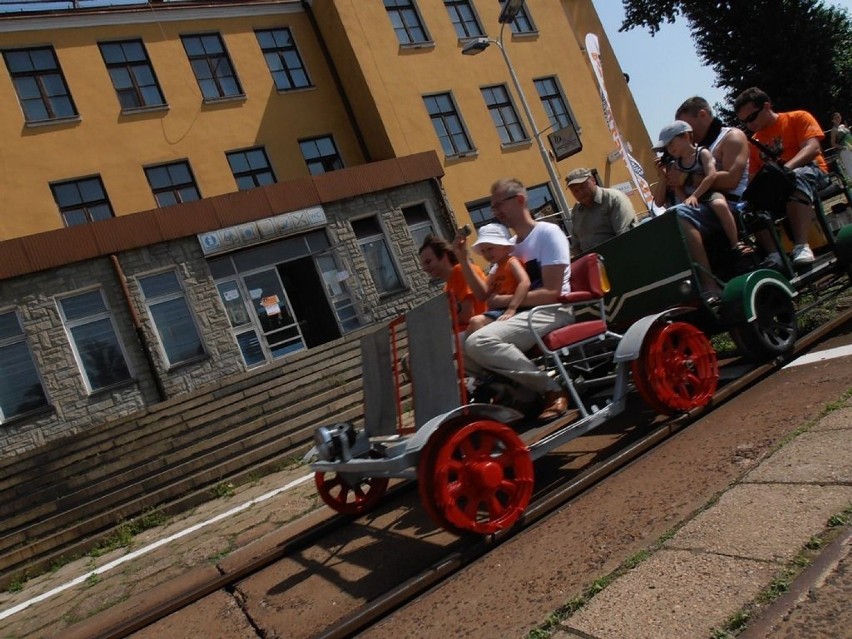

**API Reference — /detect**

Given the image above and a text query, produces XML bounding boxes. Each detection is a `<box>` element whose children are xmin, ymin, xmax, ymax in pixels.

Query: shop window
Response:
<box><xmin>50</xmin><ymin>176</ymin><xmax>115</xmax><ymax>227</ymax></box>
<box><xmin>58</xmin><ymin>290</ymin><xmax>132</xmax><ymax>393</ymax></box>
<box><xmin>227</xmin><ymin>147</ymin><xmax>276</xmax><ymax>190</ymax></box>
<box><xmin>255</xmin><ymin>28</ymin><xmax>311</xmax><ymax>91</ymax></box>
<box><xmin>2</xmin><ymin>46</ymin><xmax>77</xmax><ymax>123</ymax></box>
<box><xmin>384</xmin><ymin>0</ymin><xmax>431</xmax><ymax>45</ymax></box>
<box><xmin>138</xmin><ymin>270</ymin><xmax>205</xmax><ymax>367</ymax></box>
<box><xmin>99</xmin><ymin>39</ymin><xmax>166</xmax><ymax>110</ymax></box>
<box><xmin>481</xmin><ymin>84</ymin><xmax>528</xmax><ymax>145</ymax></box>
<box><xmin>181</xmin><ymin>33</ymin><xmax>243</xmax><ymax>100</ymax></box>
<box><xmin>402</xmin><ymin>202</ymin><xmax>437</xmax><ymax>249</ymax></box>
<box><xmin>352</xmin><ymin>217</ymin><xmax>403</xmax><ymax>295</ymax></box>
<box><xmin>423</xmin><ymin>92</ymin><xmax>474</xmax><ymax>157</ymax></box>
<box><xmin>0</xmin><ymin>310</ymin><xmax>49</xmax><ymax>422</ymax></box>
<box><xmin>299</xmin><ymin>135</ymin><xmax>344</xmax><ymax>175</ymax></box>
<box><xmin>144</xmin><ymin>160</ymin><xmax>201</xmax><ymax>207</ymax></box>
<box><xmin>443</xmin><ymin>0</ymin><xmax>483</xmax><ymax>39</ymax></box>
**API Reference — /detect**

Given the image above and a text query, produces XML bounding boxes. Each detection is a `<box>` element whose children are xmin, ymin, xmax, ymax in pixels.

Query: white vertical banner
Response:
<box><xmin>585</xmin><ymin>33</ymin><xmax>664</xmax><ymax>216</ymax></box>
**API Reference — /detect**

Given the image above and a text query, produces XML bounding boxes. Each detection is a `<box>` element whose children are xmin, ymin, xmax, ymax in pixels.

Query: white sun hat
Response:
<box><xmin>471</xmin><ymin>223</ymin><xmax>515</xmax><ymax>255</ymax></box>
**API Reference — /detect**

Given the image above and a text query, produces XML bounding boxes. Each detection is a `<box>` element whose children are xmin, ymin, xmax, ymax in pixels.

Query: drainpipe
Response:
<box><xmin>110</xmin><ymin>255</ymin><xmax>167</xmax><ymax>403</ymax></box>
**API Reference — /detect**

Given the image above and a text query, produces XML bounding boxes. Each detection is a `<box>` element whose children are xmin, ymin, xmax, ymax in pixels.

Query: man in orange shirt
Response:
<box><xmin>418</xmin><ymin>235</ymin><xmax>486</xmax><ymax>333</ymax></box>
<box><xmin>734</xmin><ymin>87</ymin><xmax>830</xmax><ymax>266</ymax></box>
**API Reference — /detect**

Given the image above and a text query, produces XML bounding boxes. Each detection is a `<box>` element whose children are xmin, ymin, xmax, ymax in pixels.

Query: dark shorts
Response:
<box><xmin>791</xmin><ymin>164</ymin><xmax>831</xmax><ymax>204</ymax></box>
<box><xmin>674</xmin><ymin>202</ymin><xmax>723</xmax><ymax>239</ymax></box>
<box><xmin>483</xmin><ymin>309</ymin><xmax>504</xmax><ymax>320</ymax></box>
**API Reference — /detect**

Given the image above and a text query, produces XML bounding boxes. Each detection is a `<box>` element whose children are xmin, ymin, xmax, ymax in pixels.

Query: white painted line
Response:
<box><xmin>783</xmin><ymin>343</ymin><xmax>852</xmax><ymax>369</ymax></box>
<box><xmin>0</xmin><ymin>472</ymin><xmax>314</xmax><ymax>622</ymax></box>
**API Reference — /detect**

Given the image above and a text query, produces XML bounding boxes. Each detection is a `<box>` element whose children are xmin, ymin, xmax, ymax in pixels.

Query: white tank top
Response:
<box><xmin>709</xmin><ymin>127</ymin><xmax>749</xmax><ymax>197</ymax></box>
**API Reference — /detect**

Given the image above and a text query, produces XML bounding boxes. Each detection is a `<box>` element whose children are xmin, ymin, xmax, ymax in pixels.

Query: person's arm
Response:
<box><xmin>496</xmin><ymin>257</ymin><xmax>531</xmax><ymax>320</ymax></box>
<box><xmin>452</xmin><ymin>233</ymin><xmax>490</xmax><ymax>301</ymax></box>
<box><xmin>685</xmin><ymin>149</ymin><xmax>717</xmax><ymax>205</ymax></box>
<box><xmin>784</xmin><ymin>111</ymin><xmax>824</xmax><ymax>169</ymax></box>
<box><xmin>784</xmin><ymin>136</ymin><xmax>821</xmax><ymax>170</ymax></box>
<box><xmin>713</xmin><ymin>128</ymin><xmax>750</xmax><ymax>191</ymax></box>
<box><xmin>653</xmin><ymin>158</ymin><xmax>670</xmax><ymax>207</ymax></box>
<box><xmin>610</xmin><ymin>190</ymin><xmax>638</xmax><ymax>234</ymax></box>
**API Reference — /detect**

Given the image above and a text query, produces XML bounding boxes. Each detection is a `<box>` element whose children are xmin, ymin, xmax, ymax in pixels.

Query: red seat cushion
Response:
<box><xmin>543</xmin><ymin>320</ymin><xmax>607</xmax><ymax>350</ymax></box>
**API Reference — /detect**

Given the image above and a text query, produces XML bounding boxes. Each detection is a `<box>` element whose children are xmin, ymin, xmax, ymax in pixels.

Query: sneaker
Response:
<box><xmin>792</xmin><ymin>244</ymin><xmax>815</xmax><ymax>265</ymax></box>
<box><xmin>759</xmin><ymin>251</ymin><xmax>784</xmax><ymax>270</ymax></box>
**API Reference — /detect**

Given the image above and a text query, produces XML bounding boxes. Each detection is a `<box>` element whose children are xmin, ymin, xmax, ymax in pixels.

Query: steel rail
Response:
<box><xmin>87</xmin><ymin>308</ymin><xmax>852</xmax><ymax>639</ymax></box>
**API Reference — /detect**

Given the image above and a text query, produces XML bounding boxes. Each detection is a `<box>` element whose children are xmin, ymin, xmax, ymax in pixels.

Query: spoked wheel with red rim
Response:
<box><xmin>418</xmin><ymin>419</ymin><xmax>533</xmax><ymax>535</ymax></box>
<box><xmin>314</xmin><ymin>471</ymin><xmax>389</xmax><ymax>515</ymax></box>
<box><xmin>631</xmin><ymin>321</ymin><xmax>718</xmax><ymax>415</ymax></box>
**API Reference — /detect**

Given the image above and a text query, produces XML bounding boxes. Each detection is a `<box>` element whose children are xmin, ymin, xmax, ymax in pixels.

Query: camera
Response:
<box><xmin>659</xmin><ymin>151</ymin><xmax>675</xmax><ymax>166</ymax></box>
<box><xmin>459</xmin><ymin>224</ymin><xmax>472</xmax><ymax>237</ymax></box>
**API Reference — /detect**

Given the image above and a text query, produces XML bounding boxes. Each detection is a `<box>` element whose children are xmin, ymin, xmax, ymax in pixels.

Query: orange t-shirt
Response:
<box><xmin>749</xmin><ymin>110</ymin><xmax>828</xmax><ymax>176</ymax></box>
<box><xmin>487</xmin><ymin>256</ymin><xmax>525</xmax><ymax>296</ymax></box>
<box><xmin>444</xmin><ymin>263</ymin><xmax>486</xmax><ymax>330</ymax></box>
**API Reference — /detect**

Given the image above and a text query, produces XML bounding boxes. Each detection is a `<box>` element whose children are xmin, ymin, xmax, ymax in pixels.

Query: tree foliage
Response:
<box><xmin>619</xmin><ymin>0</ymin><xmax>852</xmax><ymax>127</ymax></box>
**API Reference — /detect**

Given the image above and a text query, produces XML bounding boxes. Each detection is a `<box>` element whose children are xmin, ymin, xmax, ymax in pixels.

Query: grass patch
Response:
<box><xmin>84</xmin><ymin>572</ymin><xmax>101</xmax><ymax>588</ymax></box>
<box><xmin>212</xmin><ymin>481</ymin><xmax>236</xmax><ymax>499</ymax></box>
<box><xmin>89</xmin><ymin>509</ymin><xmax>170</xmax><ymax>559</ymax></box>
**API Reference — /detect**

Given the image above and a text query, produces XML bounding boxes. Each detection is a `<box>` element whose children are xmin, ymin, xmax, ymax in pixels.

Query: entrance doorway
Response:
<box><xmin>278</xmin><ymin>257</ymin><xmax>340</xmax><ymax>348</ymax></box>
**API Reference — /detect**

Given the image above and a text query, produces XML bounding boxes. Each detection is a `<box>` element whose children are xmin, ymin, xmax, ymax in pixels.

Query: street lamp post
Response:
<box><xmin>462</xmin><ymin>14</ymin><xmax>572</xmax><ymax>226</ymax></box>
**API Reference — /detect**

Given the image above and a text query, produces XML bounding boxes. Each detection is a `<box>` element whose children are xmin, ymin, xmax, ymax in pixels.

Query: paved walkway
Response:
<box><xmin>554</xmin><ymin>391</ymin><xmax>852</xmax><ymax>639</ymax></box>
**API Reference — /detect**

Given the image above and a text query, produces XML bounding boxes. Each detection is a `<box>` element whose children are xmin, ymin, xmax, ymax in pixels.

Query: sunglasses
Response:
<box><xmin>740</xmin><ymin>103</ymin><xmax>766</xmax><ymax>124</ymax></box>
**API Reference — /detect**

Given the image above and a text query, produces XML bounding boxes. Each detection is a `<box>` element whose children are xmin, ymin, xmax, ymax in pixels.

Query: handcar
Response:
<box><xmin>308</xmin><ymin>252</ymin><xmax>719</xmax><ymax>535</ymax></box>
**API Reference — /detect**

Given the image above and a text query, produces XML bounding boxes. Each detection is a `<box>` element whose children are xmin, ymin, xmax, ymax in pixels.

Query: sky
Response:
<box><xmin>592</xmin><ymin>0</ymin><xmax>852</xmax><ymax>142</ymax></box>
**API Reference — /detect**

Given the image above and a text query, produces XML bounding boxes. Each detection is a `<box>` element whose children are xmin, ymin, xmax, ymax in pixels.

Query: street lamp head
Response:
<box><xmin>461</xmin><ymin>37</ymin><xmax>491</xmax><ymax>55</ymax></box>
<box><xmin>498</xmin><ymin>0</ymin><xmax>524</xmax><ymax>23</ymax></box>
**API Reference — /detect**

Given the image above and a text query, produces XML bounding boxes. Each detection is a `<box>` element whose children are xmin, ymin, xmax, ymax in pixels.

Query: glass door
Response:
<box><xmin>242</xmin><ymin>268</ymin><xmax>305</xmax><ymax>360</ymax></box>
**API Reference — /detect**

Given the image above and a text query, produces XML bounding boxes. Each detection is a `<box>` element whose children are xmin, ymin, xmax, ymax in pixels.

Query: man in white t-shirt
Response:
<box><xmin>462</xmin><ymin>177</ymin><xmax>573</xmax><ymax>420</ymax></box>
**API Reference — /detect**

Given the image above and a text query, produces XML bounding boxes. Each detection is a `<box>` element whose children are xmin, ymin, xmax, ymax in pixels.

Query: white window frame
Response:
<box><xmin>57</xmin><ymin>288</ymin><xmax>133</xmax><ymax>394</ymax></box>
<box><xmin>0</xmin><ymin>308</ymin><xmax>49</xmax><ymax>422</ymax></box>
<box><xmin>138</xmin><ymin>269</ymin><xmax>206</xmax><ymax>368</ymax></box>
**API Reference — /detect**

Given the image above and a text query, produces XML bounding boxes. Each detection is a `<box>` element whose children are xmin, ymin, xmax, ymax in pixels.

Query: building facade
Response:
<box><xmin>0</xmin><ymin>0</ymin><xmax>654</xmax><ymax>454</ymax></box>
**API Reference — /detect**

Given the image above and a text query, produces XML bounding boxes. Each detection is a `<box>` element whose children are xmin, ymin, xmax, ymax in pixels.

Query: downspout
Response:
<box><xmin>302</xmin><ymin>0</ymin><xmax>372</xmax><ymax>162</ymax></box>
<box><xmin>110</xmin><ymin>255</ymin><xmax>167</xmax><ymax>403</ymax></box>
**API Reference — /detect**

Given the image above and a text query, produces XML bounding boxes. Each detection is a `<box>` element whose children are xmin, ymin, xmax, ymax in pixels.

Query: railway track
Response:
<box><xmin>74</xmin><ymin>306</ymin><xmax>852</xmax><ymax>639</ymax></box>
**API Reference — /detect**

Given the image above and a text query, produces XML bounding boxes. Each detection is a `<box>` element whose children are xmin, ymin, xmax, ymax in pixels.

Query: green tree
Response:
<box><xmin>619</xmin><ymin>0</ymin><xmax>852</xmax><ymax>127</ymax></box>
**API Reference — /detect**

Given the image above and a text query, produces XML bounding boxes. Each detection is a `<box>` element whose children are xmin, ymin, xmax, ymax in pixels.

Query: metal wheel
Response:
<box><xmin>730</xmin><ymin>285</ymin><xmax>797</xmax><ymax>361</ymax></box>
<box><xmin>314</xmin><ymin>471</ymin><xmax>389</xmax><ymax>515</ymax></box>
<box><xmin>418</xmin><ymin>419</ymin><xmax>533</xmax><ymax>535</ymax></box>
<box><xmin>631</xmin><ymin>321</ymin><xmax>718</xmax><ymax>415</ymax></box>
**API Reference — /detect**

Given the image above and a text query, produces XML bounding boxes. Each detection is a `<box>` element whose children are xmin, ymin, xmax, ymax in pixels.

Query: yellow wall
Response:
<box><xmin>0</xmin><ymin>6</ymin><xmax>365</xmax><ymax>239</ymax></box>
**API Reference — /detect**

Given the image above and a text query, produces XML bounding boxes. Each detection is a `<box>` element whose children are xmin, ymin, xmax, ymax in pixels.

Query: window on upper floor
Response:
<box><xmin>138</xmin><ymin>270</ymin><xmax>205</xmax><ymax>368</ymax></box>
<box><xmin>144</xmin><ymin>161</ymin><xmax>201</xmax><ymax>207</ymax></box>
<box><xmin>57</xmin><ymin>289</ymin><xmax>133</xmax><ymax>393</ymax></box>
<box><xmin>255</xmin><ymin>28</ymin><xmax>311</xmax><ymax>91</ymax></box>
<box><xmin>534</xmin><ymin>76</ymin><xmax>580</xmax><ymax>133</ymax></box>
<box><xmin>481</xmin><ymin>84</ymin><xmax>528</xmax><ymax>145</ymax></box>
<box><xmin>466</xmin><ymin>199</ymin><xmax>495</xmax><ymax>228</ymax></box>
<box><xmin>500</xmin><ymin>0</ymin><xmax>536</xmax><ymax>34</ymax></box>
<box><xmin>226</xmin><ymin>147</ymin><xmax>276</xmax><ymax>190</ymax></box>
<box><xmin>2</xmin><ymin>46</ymin><xmax>77</xmax><ymax>123</ymax></box>
<box><xmin>99</xmin><ymin>39</ymin><xmax>166</xmax><ymax>111</ymax></box>
<box><xmin>50</xmin><ymin>176</ymin><xmax>115</xmax><ymax>227</ymax></box>
<box><xmin>0</xmin><ymin>310</ymin><xmax>49</xmax><ymax>422</ymax></box>
<box><xmin>466</xmin><ymin>181</ymin><xmax>564</xmax><ymax>230</ymax></box>
<box><xmin>384</xmin><ymin>0</ymin><xmax>431</xmax><ymax>45</ymax></box>
<box><xmin>402</xmin><ymin>202</ymin><xmax>437</xmax><ymax>249</ymax></box>
<box><xmin>299</xmin><ymin>136</ymin><xmax>344</xmax><ymax>175</ymax></box>
<box><xmin>181</xmin><ymin>33</ymin><xmax>243</xmax><ymax>100</ymax></box>
<box><xmin>423</xmin><ymin>92</ymin><xmax>474</xmax><ymax>157</ymax></box>
<box><xmin>443</xmin><ymin>0</ymin><xmax>483</xmax><ymax>39</ymax></box>
<box><xmin>352</xmin><ymin>216</ymin><xmax>404</xmax><ymax>296</ymax></box>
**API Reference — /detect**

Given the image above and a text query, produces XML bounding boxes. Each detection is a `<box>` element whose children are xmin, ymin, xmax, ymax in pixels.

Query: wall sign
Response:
<box><xmin>198</xmin><ymin>206</ymin><xmax>327</xmax><ymax>256</ymax></box>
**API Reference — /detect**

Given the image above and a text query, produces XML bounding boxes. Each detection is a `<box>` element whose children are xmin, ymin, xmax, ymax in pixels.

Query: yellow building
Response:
<box><xmin>0</xmin><ymin>0</ymin><xmax>653</xmax><ymax>241</ymax></box>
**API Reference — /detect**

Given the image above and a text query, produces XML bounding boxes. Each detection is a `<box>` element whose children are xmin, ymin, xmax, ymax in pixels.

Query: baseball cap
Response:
<box><xmin>653</xmin><ymin>120</ymin><xmax>692</xmax><ymax>150</ymax></box>
<box><xmin>471</xmin><ymin>223</ymin><xmax>515</xmax><ymax>255</ymax></box>
<box><xmin>566</xmin><ymin>167</ymin><xmax>593</xmax><ymax>186</ymax></box>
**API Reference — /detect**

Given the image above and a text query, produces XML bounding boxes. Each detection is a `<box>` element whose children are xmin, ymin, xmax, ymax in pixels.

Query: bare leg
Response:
<box><xmin>681</xmin><ymin>220</ymin><xmax>722</xmax><ymax>294</ymax></box>
<box><xmin>710</xmin><ymin>199</ymin><xmax>740</xmax><ymax>248</ymax></box>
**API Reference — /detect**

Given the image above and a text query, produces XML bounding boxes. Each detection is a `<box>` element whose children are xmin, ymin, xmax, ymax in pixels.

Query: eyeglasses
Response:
<box><xmin>490</xmin><ymin>194</ymin><xmax>516</xmax><ymax>209</ymax></box>
<box><xmin>740</xmin><ymin>103</ymin><xmax>765</xmax><ymax>124</ymax></box>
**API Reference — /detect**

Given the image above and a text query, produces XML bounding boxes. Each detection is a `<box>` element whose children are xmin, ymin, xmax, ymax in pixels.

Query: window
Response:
<box><xmin>466</xmin><ymin>200</ymin><xmax>495</xmax><ymax>228</ymax></box>
<box><xmin>145</xmin><ymin>161</ymin><xmax>200</xmax><ymax>207</ymax></box>
<box><xmin>481</xmin><ymin>85</ymin><xmax>527</xmax><ymax>145</ymax></box>
<box><xmin>534</xmin><ymin>76</ymin><xmax>578</xmax><ymax>132</ymax></box>
<box><xmin>255</xmin><ymin>28</ymin><xmax>311</xmax><ymax>91</ymax></box>
<box><xmin>501</xmin><ymin>0</ymin><xmax>535</xmax><ymax>34</ymax></box>
<box><xmin>139</xmin><ymin>270</ymin><xmax>205</xmax><ymax>367</ymax></box>
<box><xmin>528</xmin><ymin>182</ymin><xmax>568</xmax><ymax>234</ymax></box>
<box><xmin>2</xmin><ymin>46</ymin><xmax>77</xmax><ymax>123</ymax></box>
<box><xmin>58</xmin><ymin>290</ymin><xmax>132</xmax><ymax>392</ymax></box>
<box><xmin>443</xmin><ymin>0</ymin><xmax>483</xmax><ymax>39</ymax></box>
<box><xmin>384</xmin><ymin>0</ymin><xmax>430</xmax><ymax>45</ymax></box>
<box><xmin>99</xmin><ymin>40</ymin><xmax>165</xmax><ymax>110</ymax></box>
<box><xmin>402</xmin><ymin>202</ymin><xmax>436</xmax><ymax>249</ymax></box>
<box><xmin>0</xmin><ymin>310</ymin><xmax>49</xmax><ymax>422</ymax></box>
<box><xmin>352</xmin><ymin>217</ymin><xmax>403</xmax><ymax>295</ymax></box>
<box><xmin>424</xmin><ymin>92</ymin><xmax>473</xmax><ymax>156</ymax></box>
<box><xmin>299</xmin><ymin>136</ymin><xmax>343</xmax><ymax>175</ymax></box>
<box><xmin>181</xmin><ymin>34</ymin><xmax>242</xmax><ymax>100</ymax></box>
<box><xmin>50</xmin><ymin>176</ymin><xmax>115</xmax><ymax>227</ymax></box>
<box><xmin>227</xmin><ymin>147</ymin><xmax>276</xmax><ymax>190</ymax></box>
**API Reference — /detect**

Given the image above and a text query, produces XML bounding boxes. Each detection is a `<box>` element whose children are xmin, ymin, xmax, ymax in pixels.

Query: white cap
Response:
<box><xmin>471</xmin><ymin>223</ymin><xmax>515</xmax><ymax>255</ymax></box>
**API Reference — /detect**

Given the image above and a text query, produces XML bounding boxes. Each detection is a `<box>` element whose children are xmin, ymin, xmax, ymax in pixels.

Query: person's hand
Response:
<box><xmin>684</xmin><ymin>195</ymin><xmax>698</xmax><ymax>207</ymax></box>
<box><xmin>497</xmin><ymin>309</ymin><xmax>515</xmax><ymax>321</ymax></box>
<box><xmin>654</xmin><ymin>156</ymin><xmax>668</xmax><ymax>178</ymax></box>
<box><xmin>452</xmin><ymin>232</ymin><xmax>468</xmax><ymax>260</ymax></box>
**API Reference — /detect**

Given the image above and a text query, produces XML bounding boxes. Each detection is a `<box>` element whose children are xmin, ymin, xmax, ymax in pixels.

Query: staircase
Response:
<box><xmin>0</xmin><ymin>327</ymin><xmax>388</xmax><ymax>588</ymax></box>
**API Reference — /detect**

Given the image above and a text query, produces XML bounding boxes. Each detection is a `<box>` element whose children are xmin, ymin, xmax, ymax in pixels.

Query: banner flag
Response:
<box><xmin>584</xmin><ymin>33</ymin><xmax>665</xmax><ymax>216</ymax></box>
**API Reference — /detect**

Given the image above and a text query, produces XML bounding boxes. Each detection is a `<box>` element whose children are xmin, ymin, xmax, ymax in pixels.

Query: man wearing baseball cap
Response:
<box><xmin>566</xmin><ymin>167</ymin><xmax>637</xmax><ymax>255</ymax></box>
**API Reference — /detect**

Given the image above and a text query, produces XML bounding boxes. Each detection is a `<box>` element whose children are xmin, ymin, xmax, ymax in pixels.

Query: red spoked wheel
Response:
<box><xmin>315</xmin><ymin>471</ymin><xmax>389</xmax><ymax>515</ymax></box>
<box><xmin>418</xmin><ymin>420</ymin><xmax>533</xmax><ymax>535</ymax></box>
<box><xmin>631</xmin><ymin>321</ymin><xmax>719</xmax><ymax>415</ymax></box>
